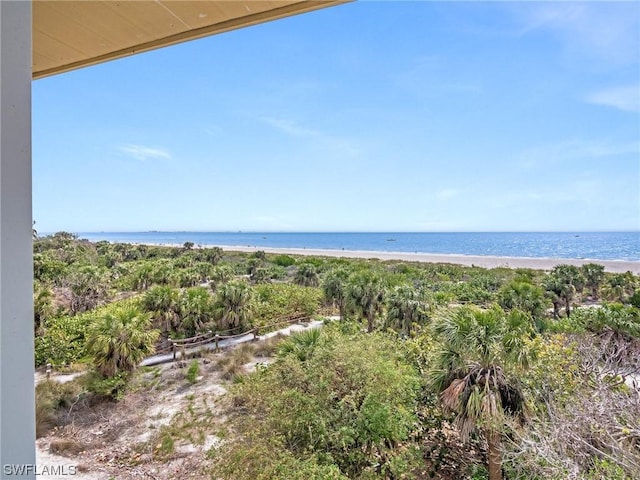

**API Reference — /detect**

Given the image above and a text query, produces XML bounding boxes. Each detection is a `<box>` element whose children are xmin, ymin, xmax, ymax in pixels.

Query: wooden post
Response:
<box><xmin>172</xmin><ymin>342</ymin><xmax>177</xmax><ymax>362</ymax></box>
<box><xmin>45</xmin><ymin>363</ymin><xmax>52</xmax><ymax>380</ymax></box>
<box><xmin>215</xmin><ymin>334</ymin><xmax>219</xmax><ymax>353</ymax></box>
<box><xmin>253</xmin><ymin>328</ymin><xmax>257</xmax><ymax>341</ymax></box>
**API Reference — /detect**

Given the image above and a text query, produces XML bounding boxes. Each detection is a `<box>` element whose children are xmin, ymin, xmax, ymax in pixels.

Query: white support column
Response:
<box><xmin>0</xmin><ymin>1</ymin><xmax>35</xmax><ymax>477</ymax></box>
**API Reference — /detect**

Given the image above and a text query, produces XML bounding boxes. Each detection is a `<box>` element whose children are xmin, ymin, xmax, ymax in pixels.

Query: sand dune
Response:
<box><xmin>212</xmin><ymin>245</ymin><xmax>640</xmax><ymax>274</ymax></box>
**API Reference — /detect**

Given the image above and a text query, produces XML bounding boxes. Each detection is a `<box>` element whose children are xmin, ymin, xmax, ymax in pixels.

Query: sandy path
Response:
<box><xmin>35</xmin><ymin>446</ymin><xmax>101</xmax><ymax>479</ymax></box>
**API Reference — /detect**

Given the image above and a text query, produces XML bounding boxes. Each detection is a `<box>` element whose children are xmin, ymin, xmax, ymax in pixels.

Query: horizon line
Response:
<box><xmin>58</xmin><ymin>230</ymin><xmax>640</xmax><ymax>235</ymax></box>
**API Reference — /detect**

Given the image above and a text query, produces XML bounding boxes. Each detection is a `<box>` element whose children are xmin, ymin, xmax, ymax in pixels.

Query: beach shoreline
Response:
<box><xmin>139</xmin><ymin>242</ymin><xmax>640</xmax><ymax>274</ymax></box>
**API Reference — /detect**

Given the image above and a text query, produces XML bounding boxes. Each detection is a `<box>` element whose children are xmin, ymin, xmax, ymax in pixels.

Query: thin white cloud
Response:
<box><xmin>510</xmin><ymin>3</ymin><xmax>639</xmax><ymax>66</ymax></box>
<box><xmin>260</xmin><ymin>117</ymin><xmax>319</xmax><ymax>137</ymax></box>
<box><xmin>518</xmin><ymin>139</ymin><xmax>640</xmax><ymax>168</ymax></box>
<box><xmin>202</xmin><ymin>125</ymin><xmax>223</xmax><ymax>137</ymax></box>
<box><xmin>393</xmin><ymin>55</ymin><xmax>482</xmax><ymax>99</ymax></box>
<box><xmin>119</xmin><ymin>144</ymin><xmax>171</xmax><ymax>161</ymax></box>
<box><xmin>258</xmin><ymin>116</ymin><xmax>362</xmax><ymax>159</ymax></box>
<box><xmin>586</xmin><ymin>85</ymin><xmax>640</xmax><ymax>113</ymax></box>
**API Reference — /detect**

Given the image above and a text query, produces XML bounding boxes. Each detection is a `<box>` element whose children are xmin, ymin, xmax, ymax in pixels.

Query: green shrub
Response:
<box><xmin>35</xmin><ymin>313</ymin><xmax>94</xmax><ymax>367</ymax></box>
<box><xmin>85</xmin><ymin>371</ymin><xmax>129</xmax><ymax>400</ymax></box>
<box><xmin>253</xmin><ymin>283</ymin><xmax>322</xmax><ymax>327</ymax></box>
<box><xmin>583</xmin><ymin>303</ymin><xmax>640</xmax><ymax>337</ymax></box>
<box><xmin>35</xmin><ymin>379</ymin><xmax>84</xmax><ymax>437</ymax></box>
<box><xmin>217</xmin><ymin>327</ymin><xmax>423</xmax><ymax>478</ymax></box>
<box><xmin>585</xmin><ymin>458</ymin><xmax>631</xmax><ymax>480</ymax></box>
<box><xmin>212</xmin><ymin>434</ymin><xmax>348</xmax><ymax>480</ymax></box>
<box><xmin>540</xmin><ymin>315</ymin><xmax>586</xmax><ymax>334</ymax></box>
<box><xmin>185</xmin><ymin>360</ymin><xmax>200</xmax><ymax>384</ymax></box>
<box><xmin>35</xmin><ymin>298</ymin><xmax>144</xmax><ymax>367</ymax></box>
<box><xmin>277</xmin><ymin>328</ymin><xmax>323</xmax><ymax>362</ymax></box>
<box><xmin>630</xmin><ymin>290</ymin><xmax>640</xmax><ymax>308</ymax></box>
<box><xmin>272</xmin><ymin>254</ymin><xmax>296</xmax><ymax>267</ymax></box>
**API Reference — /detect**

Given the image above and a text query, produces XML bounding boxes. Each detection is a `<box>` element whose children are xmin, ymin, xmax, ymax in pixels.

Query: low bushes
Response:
<box><xmin>214</xmin><ymin>327</ymin><xmax>423</xmax><ymax>478</ymax></box>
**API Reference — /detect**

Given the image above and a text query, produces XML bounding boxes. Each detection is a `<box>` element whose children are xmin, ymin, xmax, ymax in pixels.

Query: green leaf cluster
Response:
<box><xmin>217</xmin><ymin>327</ymin><xmax>423</xmax><ymax>478</ymax></box>
<box><xmin>253</xmin><ymin>283</ymin><xmax>322</xmax><ymax>326</ymax></box>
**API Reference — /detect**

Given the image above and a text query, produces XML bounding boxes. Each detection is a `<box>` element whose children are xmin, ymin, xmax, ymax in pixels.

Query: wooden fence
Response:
<box><xmin>154</xmin><ymin>315</ymin><xmax>312</xmax><ymax>362</ymax></box>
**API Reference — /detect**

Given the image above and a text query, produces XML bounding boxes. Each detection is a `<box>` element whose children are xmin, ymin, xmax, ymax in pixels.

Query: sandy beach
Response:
<box><xmin>206</xmin><ymin>245</ymin><xmax>640</xmax><ymax>274</ymax></box>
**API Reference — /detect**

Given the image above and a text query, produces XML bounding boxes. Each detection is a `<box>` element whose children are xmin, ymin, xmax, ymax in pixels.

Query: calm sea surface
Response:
<box><xmin>76</xmin><ymin>232</ymin><xmax>640</xmax><ymax>262</ymax></box>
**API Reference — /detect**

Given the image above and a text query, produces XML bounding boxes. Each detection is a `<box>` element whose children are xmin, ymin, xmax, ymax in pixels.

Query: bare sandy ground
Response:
<box><xmin>211</xmin><ymin>245</ymin><xmax>640</xmax><ymax>274</ymax></box>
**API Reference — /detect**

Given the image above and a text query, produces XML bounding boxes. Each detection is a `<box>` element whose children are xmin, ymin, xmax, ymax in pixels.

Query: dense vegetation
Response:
<box><xmin>33</xmin><ymin>232</ymin><xmax>640</xmax><ymax>479</ymax></box>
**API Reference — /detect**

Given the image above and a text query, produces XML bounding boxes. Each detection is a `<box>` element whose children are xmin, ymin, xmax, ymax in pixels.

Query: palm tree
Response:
<box><xmin>277</xmin><ymin>328</ymin><xmax>323</xmax><ymax>361</ymax></box>
<box><xmin>193</xmin><ymin>261</ymin><xmax>213</xmax><ymax>283</ymax></box>
<box><xmin>209</xmin><ymin>265</ymin><xmax>234</xmax><ymax>292</ymax></box>
<box><xmin>250</xmin><ymin>267</ymin><xmax>271</xmax><ymax>284</ymax></box>
<box><xmin>601</xmin><ymin>272</ymin><xmax>637</xmax><ymax>303</ymax></box>
<box><xmin>294</xmin><ymin>263</ymin><xmax>320</xmax><ymax>287</ymax></box>
<box><xmin>67</xmin><ymin>265</ymin><xmax>110</xmax><ymax>314</ymax></box>
<box><xmin>33</xmin><ymin>281</ymin><xmax>55</xmax><ymax>334</ymax></box>
<box><xmin>581</xmin><ymin>263</ymin><xmax>605</xmax><ymax>300</ymax></box>
<box><xmin>141</xmin><ymin>285</ymin><xmax>180</xmax><ymax>333</ymax></box>
<box><xmin>200</xmin><ymin>246</ymin><xmax>223</xmax><ymax>265</ymax></box>
<box><xmin>385</xmin><ymin>284</ymin><xmax>430</xmax><ymax>336</ymax></box>
<box><xmin>497</xmin><ymin>280</ymin><xmax>547</xmax><ymax>329</ymax></box>
<box><xmin>587</xmin><ymin>302</ymin><xmax>640</xmax><ymax>338</ymax></box>
<box><xmin>547</xmin><ymin>265</ymin><xmax>584</xmax><ymax>317</ymax></box>
<box><xmin>345</xmin><ymin>271</ymin><xmax>385</xmax><ymax>332</ymax></box>
<box><xmin>322</xmin><ymin>269</ymin><xmax>348</xmax><ymax>319</ymax></box>
<box><xmin>132</xmin><ymin>243</ymin><xmax>148</xmax><ymax>260</ymax></box>
<box><xmin>246</xmin><ymin>258</ymin><xmax>263</xmax><ymax>276</ymax></box>
<box><xmin>543</xmin><ymin>276</ymin><xmax>563</xmax><ymax>319</ymax></box>
<box><xmin>213</xmin><ymin>280</ymin><xmax>253</xmax><ymax>332</ymax></box>
<box><xmin>86</xmin><ymin>305</ymin><xmax>159</xmax><ymax>378</ymax></box>
<box><xmin>428</xmin><ymin>305</ymin><xmax>532</xmax><ymax>480</ymax></box>
<box><xmin>176</xmin><ymin>267</ymin><xmax>201</xmax><ymax>288</ymax></box>
<box><xmin>150</xmin><ymin>259</ymin><xmax>174</xmax><ymax>286</ymax></box>
<box><xmin>131</xmin><ymin>262</ymin><xmax>154</xmax><ymax>291</ymax></box>
<box><xmin>178</xmin><ymin>287</ymin><xmax>214</xmax><ymax>336</ymax></box>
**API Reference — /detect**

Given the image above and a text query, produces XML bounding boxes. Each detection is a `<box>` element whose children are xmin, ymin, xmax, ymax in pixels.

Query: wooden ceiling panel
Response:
<box><xmin>33</xmin><ymin>0</ymin><xmax>348</xmax><ymax>79</ymax></box>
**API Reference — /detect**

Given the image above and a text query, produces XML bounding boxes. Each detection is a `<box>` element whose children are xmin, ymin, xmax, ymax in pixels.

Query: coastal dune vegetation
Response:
<box><xmin>33</xmin><ymin>232</ymin><xmax>640</xmax><ymax>479</ymax></box>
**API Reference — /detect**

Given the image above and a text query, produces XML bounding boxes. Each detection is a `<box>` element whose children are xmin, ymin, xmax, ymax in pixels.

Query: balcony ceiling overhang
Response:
<box><xmin>33</xmin><ymin>0</ymin><xmax>347</xmax><ymax>79</ymax></box>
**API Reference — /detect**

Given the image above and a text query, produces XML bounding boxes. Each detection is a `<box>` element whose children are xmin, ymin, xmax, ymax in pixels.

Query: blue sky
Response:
<box><xmin>33</xmin><ymin>1</ymin><xmax>640</xmax><ymax>233</ymax></box>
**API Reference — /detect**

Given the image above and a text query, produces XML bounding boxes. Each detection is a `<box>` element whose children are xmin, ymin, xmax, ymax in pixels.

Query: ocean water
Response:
<box><xmin>76</xmin><ymin>232</ymin><xmax>640</xmax><ymax>262</ymax></box>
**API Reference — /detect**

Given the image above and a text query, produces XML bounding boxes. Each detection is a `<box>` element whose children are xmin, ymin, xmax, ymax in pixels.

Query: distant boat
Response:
<box><xmin>574</xmin><ymin>235</ymin><xmax>580</xmax><ymax>238</ymax></box>
<box><xmin>386</xmin><ymin>238</ymin><xmax>396</xmax><ymax>242</ymax></box>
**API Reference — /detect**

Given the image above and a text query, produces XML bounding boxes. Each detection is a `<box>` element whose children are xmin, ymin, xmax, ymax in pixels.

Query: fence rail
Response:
<box><xmin>157</xmin><ymin>315</ymin><xmax>312</xmax><ymax>362</ymax></box>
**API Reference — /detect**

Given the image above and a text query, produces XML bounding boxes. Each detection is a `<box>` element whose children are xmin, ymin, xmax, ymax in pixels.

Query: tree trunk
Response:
<box><xmin>486</xmin><ymin>429</ymin><xmax>502</xmax><ymax>480</ymax></box>
<box><xmin>552</xmin><ymin>300</ymin><xmax>560</xmax><ymax>319</ymax></box>
<box><xmin>565</xmin><ymin>298</ymin><xmax>571</xmax><ymax>317</ymax></box>
<box><xmin>367</xmin><ymin>312</ymin><xmax>374</xmax><ymax>333</ymax></box>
